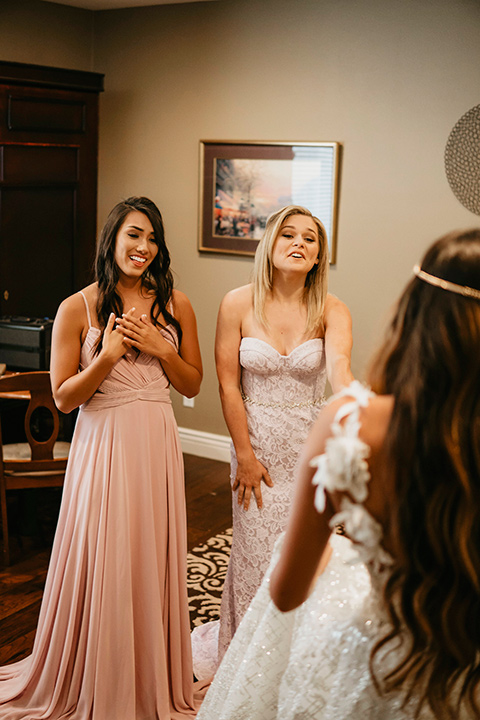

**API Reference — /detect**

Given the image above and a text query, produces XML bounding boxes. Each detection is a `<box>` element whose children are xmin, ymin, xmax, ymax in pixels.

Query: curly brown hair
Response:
<box><xmin>368</xmin><ymin>229</ymin><xmax>480</xmax><ymax>718</ymax></box>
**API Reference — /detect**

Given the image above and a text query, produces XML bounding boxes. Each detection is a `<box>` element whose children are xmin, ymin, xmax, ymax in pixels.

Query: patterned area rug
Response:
<box><xmin>187</xmin><ymin>528</ymin><xmax>232</xmax><ymax>629</ymax></box>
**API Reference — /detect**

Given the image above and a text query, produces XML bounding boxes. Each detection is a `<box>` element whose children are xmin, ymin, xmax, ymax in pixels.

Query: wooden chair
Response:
<box><xmin>0</xmin><ymin>371</ymin><xmax>70</xmax><ymax>565</ymax></box>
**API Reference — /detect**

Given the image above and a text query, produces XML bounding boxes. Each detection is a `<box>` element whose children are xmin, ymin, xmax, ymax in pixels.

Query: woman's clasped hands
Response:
<box><xmin>101</xmin><ymin>310</ymin><xmax>131</xmax><ymax>363</ymax></box>
<box><xmin>115</xmin><ymin>308</ymin><xmax>173</xmax><ymax>360</ymax></box>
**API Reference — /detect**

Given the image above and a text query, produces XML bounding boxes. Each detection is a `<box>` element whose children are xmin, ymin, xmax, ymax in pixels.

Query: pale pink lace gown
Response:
<box><xmin>219</xmin><ymin>337</ymin><xmax>326</xmax><ymax>652</ymax></box>
<box><xmin>215</xmin><ymin>337</ymin><xmax>327</xmax><ymax>653</ymax></box>
<box><xmin>192</xmin><ymin>338</ymin><xmax>326</xmax><ymax>678</ymax></box>
<box><xmin>0</xmin><ymin>293</ymin><xmax>204</xmax><ymax>719</ymax></box>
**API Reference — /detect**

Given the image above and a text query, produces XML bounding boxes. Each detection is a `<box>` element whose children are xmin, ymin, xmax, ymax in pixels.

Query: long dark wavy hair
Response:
<box><xmin>94</xmin><ymin>196</ymin><xmax>182</xmax><ymax>353</ymax></box>
<box><xmin>367</xmin><ymin>229</ymin><xmax>480</xmax><ymax>718</ymax></box>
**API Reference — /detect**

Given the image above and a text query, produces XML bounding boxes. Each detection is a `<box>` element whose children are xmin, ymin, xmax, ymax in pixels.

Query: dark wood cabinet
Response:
<box><xmin>0</xmin><ymin>61</ymin><xmax>104</xmax><ymax>320</ymax></box>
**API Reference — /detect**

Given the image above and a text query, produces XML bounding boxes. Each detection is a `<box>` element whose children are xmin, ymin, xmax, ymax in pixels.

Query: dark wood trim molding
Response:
<box><xmin>0</xmin><ymin>61</ymin><xmax>104</xmax><ymax>93</ymax></box>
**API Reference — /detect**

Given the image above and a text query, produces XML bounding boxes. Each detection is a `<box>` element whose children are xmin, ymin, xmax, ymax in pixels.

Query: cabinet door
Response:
<box><xmin>0</xmin><ymin>83</ymin><xmax>99</xmax><ymax>319</ymax></box>
<box><xmin>0</xmin><ymin>184</ymin><xmax>75</xmax><ymax>319</ymax></box>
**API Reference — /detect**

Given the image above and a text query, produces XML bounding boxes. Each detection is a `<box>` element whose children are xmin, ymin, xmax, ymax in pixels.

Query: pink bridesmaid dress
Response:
<box><xmin>0</xmin><ymin>292</ymin><xmax>203</xmax><ymax>719</ymax></box>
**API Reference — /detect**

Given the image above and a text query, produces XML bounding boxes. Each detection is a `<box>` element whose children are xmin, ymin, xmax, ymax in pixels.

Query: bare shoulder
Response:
<box><xmin>56</xmin><ymin>286</ymin><xmax>87</xmax><ymax>318</ymax></box>
<box><xmin>327</xmin><ymin>389</ymin><xmax>392</xmax><ymax>440</ymax></box>
<box><xmin>171</xmin><ymin>288</ymin><xmax>192</xmax><ymax>311</ymax></box>
<box><xmin>358</xmin><ymin>394</ymin><xmax>393</xmax><ymax>452</ymax></box>
<box><xmin>218</xmin><ymin>283</ymin><xmax>252</xmax><ymax>319</ymax></box>
<box><xmin>325</xmin><ymin>293</ymin><xmax>351</xmax><ymax>317</ymax></box>
<box><xmin>80</xmin><ymin>282</ymin><xmax>98</xmax><ymax>304</ymax></box>
<box><xmin>55</xmin><ymin>283</ymin><xmax>97</xmax><ymax>331</ymax></box>
<box><xmin>323</xmin><ymin>294</ymin><xmax>352</xmax><ymax>342</ymax></box>
<box><xmin>222</xmin><ymin>283</ymin><xmax>252</xmax><ymax>307</ymax></box>
<box><xmin>219</xmin><ymin>285</ymin><xmax>253</xmax><ymax>324</ymax></box>
<box><xmin>170</xmin><ymin>289</ymin><xmax>197</xmax><ymax>327</ymax></box>
<box><xmin>307</xmin><ymin>391</ymin><xmax>392</xmax><ymax>458</ymax></box>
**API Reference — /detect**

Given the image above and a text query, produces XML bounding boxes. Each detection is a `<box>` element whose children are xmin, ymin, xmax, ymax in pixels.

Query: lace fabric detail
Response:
<box><xmin>198</xmin><ymin>534</ymin><xmax>419</xmax><ymax>720</ymax></box>
<box><xmin>197</xmin><ymin>380</ymin><xmax>458</xmax><ymax>719</ymax></box>
<box><xmin>310</xmin><ymin>380</ymin><xmax>394</xmax><ymax>572</ymax></box>
<box><xmin>217</xmin><ymin>337</ymin><xmax>327</xmax><ymax>659</ymax></box>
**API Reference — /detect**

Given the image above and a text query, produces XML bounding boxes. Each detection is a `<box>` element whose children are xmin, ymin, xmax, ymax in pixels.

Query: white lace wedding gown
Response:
<box><xmin>192</xmin><ymin>337</ymin><xmax>326</xmax><ymax>679</ymax></box>
<box><xmin>196</xmin><ymin>382</ymin><xmax>451</xmax><ymax>720</ymax></box>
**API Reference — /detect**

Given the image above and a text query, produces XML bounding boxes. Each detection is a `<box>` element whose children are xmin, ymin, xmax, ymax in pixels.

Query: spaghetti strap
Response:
<box><xmin>79</xmin><ymin>290</ymin><xmax>93</xmax><ymax>328</ymax></box>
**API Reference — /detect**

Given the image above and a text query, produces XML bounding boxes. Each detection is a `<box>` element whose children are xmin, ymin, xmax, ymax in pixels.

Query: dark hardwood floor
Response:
<box><xmin>183</xmin><ymin>453</ymin><xmax>232</xmax><ymax>549</ymax></box>
<box><xmin>0</xmin><ymin>453</ymin><xmax>232</xmax><ymax>666</ymax></box>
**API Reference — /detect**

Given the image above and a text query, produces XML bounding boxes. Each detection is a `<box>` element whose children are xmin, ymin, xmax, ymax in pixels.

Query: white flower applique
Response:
<box><xmin>311</xmin><ymin>381</ymin><xmax>373</xmax><ymax>514</ymax></box>
<box><xmin>332</xmin><ymin>499</ymin><xmax>394</xmax><ymax>570</ymax></box>
<box><xmin>310</xmin><ymin>381</ymin><xmax>393</xmax><ymax>569</ymax></box>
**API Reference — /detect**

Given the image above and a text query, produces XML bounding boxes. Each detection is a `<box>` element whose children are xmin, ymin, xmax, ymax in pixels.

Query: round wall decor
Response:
<box><xmin>445</xmin><ymin>104</ymin><xmax>480</xmax><ymax>216</ymax></box>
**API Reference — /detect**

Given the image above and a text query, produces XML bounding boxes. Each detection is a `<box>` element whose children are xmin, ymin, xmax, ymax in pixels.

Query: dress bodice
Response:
<box><xmin>79</xmin><ymin>325</ymin><xmax>177</xmax><ymax>411</ymax></box>
<box><xmin>239</xmin><ymin>337</ymin><xmax>327</xmax><ymax>409</ymax></box>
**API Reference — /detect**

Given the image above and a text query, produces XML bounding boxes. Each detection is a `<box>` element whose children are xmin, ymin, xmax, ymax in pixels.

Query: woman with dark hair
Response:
<box><xmin>198</xmin><ymin>228</ymin><xmax>480</xmax><ymax>719</ymax></box>
<box><xmin>192</xmin><ymin>205</ymin><xmax>353</xmax><ymax>679</ymax></box>
<box><xmin>0</xmin><ymin>197</ymin><xmax>204</xmax><ymax>718</ymax></box>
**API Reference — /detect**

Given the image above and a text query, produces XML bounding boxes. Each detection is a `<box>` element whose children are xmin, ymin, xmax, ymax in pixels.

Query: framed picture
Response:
<box><xmin>198</xmin><ymin>140</ymin><xmax>342</xmax><ymax>263</ymax></box>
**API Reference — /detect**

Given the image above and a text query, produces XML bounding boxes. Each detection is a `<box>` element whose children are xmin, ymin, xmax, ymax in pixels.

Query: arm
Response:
<box><xmin>215</xmin><ymin>289</ymin><xmax>273</xmax><ymax>510</ymax></box>
<box><xmin>50</xmin><ymin>294</ymin><xmax>130</xmax><ymax>414</ymax></box>
<box><xmin>269</xmin><ymin>399</ymin><xmax>343</xmax><ymax>612</ymax></box>
<box><xmin>116</xmin><ymin>290</ymin><xmax>203</xmax><ymax>397</ymax></box>
<box><xmin>324</xmin><ymin>294</ymin><xmax>354</xmax><ymax>394</ymax></box>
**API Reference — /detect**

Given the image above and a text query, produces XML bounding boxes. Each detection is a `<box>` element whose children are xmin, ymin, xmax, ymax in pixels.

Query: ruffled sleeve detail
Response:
<box><xmin>310</xmin><ymin>380</ymin><xmax>394</xmax><ymax>571</ymax></box>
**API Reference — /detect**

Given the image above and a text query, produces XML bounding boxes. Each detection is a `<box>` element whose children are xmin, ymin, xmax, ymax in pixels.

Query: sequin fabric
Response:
<box><xmin>197</xmin><ymin>382</ymin><xmax>446</xmax><ymax>719</ymax></box>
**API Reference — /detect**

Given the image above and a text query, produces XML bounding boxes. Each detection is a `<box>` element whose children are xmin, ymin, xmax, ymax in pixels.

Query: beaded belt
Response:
<box><xmin>241</xmin><ymin>392</ymin><xmax>326</xmax><ymax>410</ymax></box>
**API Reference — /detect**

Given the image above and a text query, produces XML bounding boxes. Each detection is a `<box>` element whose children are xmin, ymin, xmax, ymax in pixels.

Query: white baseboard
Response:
<box><xmin>178</xmin><ymin>426</ymin><xmax>231</xmax><ymax>463</ymax></box>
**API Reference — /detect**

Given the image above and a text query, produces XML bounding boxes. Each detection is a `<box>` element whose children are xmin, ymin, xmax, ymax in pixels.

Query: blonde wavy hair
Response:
<box><xmin>252</xmin><ymin>205</ymin><xmax>329</xmax><ymax>335</ymax></box>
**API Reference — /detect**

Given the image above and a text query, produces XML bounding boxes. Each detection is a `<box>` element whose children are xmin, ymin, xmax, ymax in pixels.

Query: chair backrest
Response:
<box><xmin>0</xmin><ymin>371</ymin><xmax>65</xmax><ymax>471</ymax></box>
<box><xmin>0</xmin><ymin>371</ymin><xmax>68</xmax><ymax>564</ymax></box>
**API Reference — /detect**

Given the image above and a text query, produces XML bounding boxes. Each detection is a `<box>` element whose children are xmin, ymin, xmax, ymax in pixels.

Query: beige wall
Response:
<box><xmin>94</xmin><ymin>0</ymin><xmax>480</xmax><ymax>434</ymax></box>
<box><xmin>2</xmin><ymin>0</ymin><xmax>480</xmax><ymax>437</ymax></box>
<box><xmin>0</xmin><ymin>0</ymin><xmax>94</xmax><ymax>70</ymax></box>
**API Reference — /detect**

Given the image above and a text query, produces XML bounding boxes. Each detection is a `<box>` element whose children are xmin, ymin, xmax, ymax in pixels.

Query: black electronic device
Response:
<box><xmin>0</xmin><ymin>316</ymin><xmax>53</xmax><ymax>370</ymax></box>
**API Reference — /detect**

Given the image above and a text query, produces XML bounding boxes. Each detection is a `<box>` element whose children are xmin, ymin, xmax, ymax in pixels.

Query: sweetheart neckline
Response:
<box><xmin>240</xmin><ymin>336</ymin><xmax>324</xmax><ymax>358</ymax></box>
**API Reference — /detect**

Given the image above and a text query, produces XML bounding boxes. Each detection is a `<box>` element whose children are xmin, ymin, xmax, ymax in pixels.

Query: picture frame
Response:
<box><xmin>198</xmin><ymin>140</ymin><xmax>342</xmax><ymax>263</ymax></box>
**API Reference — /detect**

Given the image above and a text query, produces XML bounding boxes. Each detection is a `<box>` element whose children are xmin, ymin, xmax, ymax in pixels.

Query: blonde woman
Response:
<box><xmin>198</xmin><ymin>228</ymin><xmax>480</xmax><ymax>719</ymax></box>
<box><xmin>192</xmin><ymin>205</ymin><xmax>353</xmax><ymax>678</ymax></box>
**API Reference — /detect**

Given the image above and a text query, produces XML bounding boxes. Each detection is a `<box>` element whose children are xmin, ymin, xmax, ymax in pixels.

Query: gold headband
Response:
<box><xmin>413</xmin><ymin>265</ymin><xmax>480</xmax><ymax>300</ymax></box>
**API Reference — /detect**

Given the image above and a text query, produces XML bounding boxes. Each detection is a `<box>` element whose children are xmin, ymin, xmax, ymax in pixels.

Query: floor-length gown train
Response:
<box><xmin>197</xmin><ymin>382</ymin><xmax>457</xmax><ymax>719</ymax></box>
